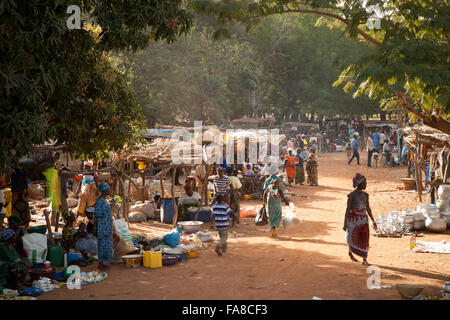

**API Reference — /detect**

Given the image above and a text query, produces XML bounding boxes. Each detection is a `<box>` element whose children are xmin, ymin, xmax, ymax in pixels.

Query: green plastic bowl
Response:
<box><xmin>27</xmin><ymin>225</ymin><xmax>48</xmax><ymax>235</ymax></box>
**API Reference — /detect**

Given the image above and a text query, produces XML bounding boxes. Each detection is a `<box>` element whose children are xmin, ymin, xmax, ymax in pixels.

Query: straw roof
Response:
<box><xmin>124</xmin><ymin>128</ymin><xmax>286</xmax><ymax>165</ymax></box>
<box><xmin>230</xmin><ymin>116</ymin><xmax>274</xmax><ymax>128</ymax></box>
<box><xmin>402</xmin><ymin>124</ymin><xmax>450</xmax><ymax>148</ymax></box>
<box><xmin>283</xmin><ymin>122</ymin><xmax>319</xmax><ymax>129</ymax></box>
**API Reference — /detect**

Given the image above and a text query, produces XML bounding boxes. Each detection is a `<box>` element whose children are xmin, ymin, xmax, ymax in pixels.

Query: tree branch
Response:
<box><xmin>245</xmin><ymin>7</ymin><xmax>381</xmax><ymax>47</ymax></box>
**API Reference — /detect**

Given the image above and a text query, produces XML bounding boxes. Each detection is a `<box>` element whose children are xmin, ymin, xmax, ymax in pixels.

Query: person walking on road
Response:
<box><xmin>367</xmin><ymin>135</ymin><xmax>374</xmax><ymax>167</ymax></box>
<box><xmin>348</xmin><ymin>134</ymin><xmax>360</xmax><ymax>165</ymax></box>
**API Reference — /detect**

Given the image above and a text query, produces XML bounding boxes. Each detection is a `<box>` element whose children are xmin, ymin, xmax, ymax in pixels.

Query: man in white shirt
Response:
<box><xmin>382</xmin><ymin>140</ymin><xmax>392</xmax><ymax>167</ymax></box>
<box><xmin>379</xmin><ymin>130</ymin><xmax>386</xmax><ymax>146</ymax></box>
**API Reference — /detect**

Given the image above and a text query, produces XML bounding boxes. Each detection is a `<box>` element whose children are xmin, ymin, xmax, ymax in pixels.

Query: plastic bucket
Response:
<box><xmin>189</xmin><ymin>209</ymin><xmax>211</xmax><ymax>222</ymax></box>
<box><xmin>160</xmin><ymin>198</ymin><xmax>174</xmax><ymax>224</ymax></box>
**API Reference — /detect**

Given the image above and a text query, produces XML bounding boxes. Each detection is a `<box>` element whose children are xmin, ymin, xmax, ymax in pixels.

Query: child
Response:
<box><xmin>75</xmin><ymin>222</ymin><xmax>98</xmax><ymax>259</ymax></box>
<box><xmin>62</xmin><ymin>212</ymin><xmax>77</xmax><ymax>251</ymax></box>
<box><xmin>211</xmin><ymin>194</ymin><xmax>232</xmax><ymax>256</ymax></box>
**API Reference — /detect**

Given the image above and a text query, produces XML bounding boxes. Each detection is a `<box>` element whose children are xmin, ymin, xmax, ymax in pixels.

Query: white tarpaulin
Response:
<box><xmin>413</xmin><ymin>240</ymin><xmax>450</xmax><ymax>253</ymax></box>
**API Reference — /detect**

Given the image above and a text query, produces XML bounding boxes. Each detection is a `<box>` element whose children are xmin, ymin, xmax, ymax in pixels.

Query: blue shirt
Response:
<box><xmin>295</xmin><ymin>154</ymin><xmax>304</xmax><ymax>167</ymax></box>
<box><xmin>372</xmin><ymin>132</ymin><xmax>380</xmax><ymax>149</ymax></box>
<box><xmin>212</xmin><ymin>203</ymin><xmax>232</xmax><ymax>229</ymax></box>
<box><xmin>352</xmin><ymin>138</ymin><xmax>359</xmax><ymax>152</ymax></box>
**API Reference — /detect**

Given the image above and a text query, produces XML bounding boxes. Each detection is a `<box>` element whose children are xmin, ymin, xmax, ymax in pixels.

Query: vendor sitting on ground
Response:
<box><xmin>178</xmin><ymin>185</ymin><xmax>201</xmax><ymax>221</ymax></box>
<box><xmin>62</xmin><ymin>211</ymin><xmax>77</xmax><ymax>251</ymax></box>
<box><xmin>7</xmin><ymin>216</ymin><xmax>26</xmax><ymax>257</ymax></box>
<box><xmin>75</xmin><ymin>222</ymin><xmax>98</xmax><ymax>259</ymax></box>
<box><xmin>242</xmin><ymin>164</ymin><xmax>255</xmax><ymax>176</ymax></box>
<box><xmin>0</xmin><ymin>229</ymin><xmax>30</xmax><ymax>290</ymax></box>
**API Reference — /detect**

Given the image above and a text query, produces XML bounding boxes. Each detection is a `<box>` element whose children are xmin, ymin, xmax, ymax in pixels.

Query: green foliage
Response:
<box><xmin>190</xmin><ymin>0</ymin><xmax>450</xmax><ymax>132</ymax></box>
<box><xmin>0</xmin><ymin>0</ymin><xmax>193</xmax><ymax>171</ymax></box>
<box><xmin>114</xmin><ymin>13</ymin><xmax>380</xmax><ymax>126</ymax></box>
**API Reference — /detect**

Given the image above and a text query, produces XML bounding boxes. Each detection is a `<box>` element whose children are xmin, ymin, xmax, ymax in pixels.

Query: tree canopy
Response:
<box><xmin>190</xmin><ymin>0</ymin><xmax>450</xmax><ymax>133</ymax></box>
<box><xmin>113</xmin><ymin>13</ymin><xmax>381</xmax><ymax>126</ymax></box>
<box><xmin>0</xmin><ymin>0</ymin><xmax>193</xmax><ymax>171</ymax></box>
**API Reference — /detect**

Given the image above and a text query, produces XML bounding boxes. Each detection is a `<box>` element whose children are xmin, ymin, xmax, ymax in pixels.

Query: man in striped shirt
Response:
<box><xmin>213</xmin><ymin>167</ymin><xmax>233</xmax><ymax>205</ymax></box>
<box><xmin>211</xmin><ymin>194</ymin><xmax>232</xmax><ymax>256</ymax></box>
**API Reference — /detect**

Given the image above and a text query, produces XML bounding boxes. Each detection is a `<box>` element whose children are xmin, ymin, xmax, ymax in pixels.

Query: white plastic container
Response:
<box><xmin>425</xmin><ymin>216</ymin><xmax>447</xmax><ymax>233</ymax></box>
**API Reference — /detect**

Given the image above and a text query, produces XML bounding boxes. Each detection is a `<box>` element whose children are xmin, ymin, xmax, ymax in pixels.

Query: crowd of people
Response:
<box><xmin>0</xmin><ymin>120</ymin><xmax>404</xmax><ymax>289</ymax></box>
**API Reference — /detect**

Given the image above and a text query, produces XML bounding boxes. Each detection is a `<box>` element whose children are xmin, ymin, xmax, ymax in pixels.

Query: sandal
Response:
<box><xmin>215</xmin><ymin>247</ymin><xmax>222</xmax><ymax>256</ymax></box>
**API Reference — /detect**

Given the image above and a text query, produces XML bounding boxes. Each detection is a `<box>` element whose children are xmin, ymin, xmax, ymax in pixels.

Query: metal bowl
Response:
<box><xmin>177</xmin><ymin>221</ymin><xmax>204</xmax><ymax>234</ymax></box>
<box><xmin>395</xmin><ymin>284</ymin><xmax>424</xmax><ymax>299</ymax></box>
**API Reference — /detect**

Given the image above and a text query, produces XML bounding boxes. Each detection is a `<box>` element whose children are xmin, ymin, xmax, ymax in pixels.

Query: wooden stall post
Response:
<box><xmin>43</xmin><ymin>209</ymin><xmax>55</xmax><ymax>246</ymax></box>
<box><xmin>126</xmin><ymin>159</ymin><xmax>133</xmax><ymax>227</ymax></box>
<box><xmin>141</xmin><ymin>168</ymin><xmax>146</xmax><ymax>201</ymax></box>
<box><xmin>171</xmin><ymin>166</ymin><xmax>179</xmax><ymax>228</ymax></box>
<box><xmin>202</xmin><ymin>164</ymin><xmax>210</xmax><ymax>206</ymax></box>
<box><xmin>415</xmin><ymin>138</ymin><xmax>423</xmax><ymax>202</ymax></box>
<box><xmin>160</xmin><ymin>175</ymin><xmax>165</xmax><ymax>197</ymax></box>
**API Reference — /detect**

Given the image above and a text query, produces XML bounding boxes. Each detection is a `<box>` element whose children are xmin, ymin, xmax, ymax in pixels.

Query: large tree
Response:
<box><xmin>0</xmin><ymin>0</ymin><xmax>193</xmax><ymax>171</ymax></box>
<box><xmin>190</xmin><ymin>0</ymin><xmax>450</xmax><ymax>133</ymax></box>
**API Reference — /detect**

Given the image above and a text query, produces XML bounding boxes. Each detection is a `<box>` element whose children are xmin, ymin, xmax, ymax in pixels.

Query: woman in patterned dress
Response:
<box><xmin>343</xmin><ymin>174</ymin><xmax>377</xmax><ymax>266</ymax></box>
<box><xmin>284</xmin><ymin>149</ymin><xmax>298</xmax><ymax>186</ymax></box>
<box><xmin>306</xmin><ymin>147</ymin><xmax>319</xmax><ymax>186</ymax></box>
<box><xmin>94</xmin><ymin>182</ymin><xmax>113</xmax><ymax>270</ymax></box>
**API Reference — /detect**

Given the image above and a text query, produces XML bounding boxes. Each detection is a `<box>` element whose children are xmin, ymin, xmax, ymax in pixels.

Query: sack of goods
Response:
<box><xmin>282</xmin><ymin>204</ymin><xmax>302</xmax><ymax>229</ymax></box>
<box><xmin>22</xmin><ymin>233</ymin><xmax>48</xmax><ymax>264</ymax></box>
<box><xmin>27</xmin><ymin>183</ymin><xmax>45</xmax><ymax>200</ymax></box>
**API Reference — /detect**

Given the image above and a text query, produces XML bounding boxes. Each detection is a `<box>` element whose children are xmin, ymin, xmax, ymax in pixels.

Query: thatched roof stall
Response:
<box><xmin>283</xmin><ymin>122</ymin><xmax>319</xmax><ymax>129</ymax></box>
<box><xmin>402</xmin><ymin>125</ymin><xmax>450</xmax><ymax>203</ymax></box>
<box><xmin>230</xmin><ymin>116</ymin><xmax>274</xmax><ymax>129</ymax></box>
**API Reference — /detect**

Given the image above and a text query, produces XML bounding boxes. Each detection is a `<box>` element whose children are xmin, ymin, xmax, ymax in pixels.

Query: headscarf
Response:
<box><xmin>84</xmin><ymin>161</ymin><xmax>93</xmax><ymax>168</ymax></box>
<box><xmin>98</xmin><ymin>181</ymin><xmax>110</xmax><ymax>192</ymax></box>
<box><xmin>62</xmin><ymin>211</ymin><xmax>75</xmax><ymax>222</ymax></box>
<box><xmin>82</xmin><ymin>175</ymin><xmax>95</xmax><ymax>184</ymax></box>
<box><xmin>2</xmin><ymin>228</ymin><xmax>15</xmax><ymax>241</ymax></box>
<box><xmin>353</xmin><ymin>173</ymin><xmax>366</xmax><ymax>188</ymax></box>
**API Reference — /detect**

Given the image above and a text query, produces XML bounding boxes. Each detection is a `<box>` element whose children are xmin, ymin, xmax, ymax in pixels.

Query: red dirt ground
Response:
<box><xmin>42</xmin><ymin>151</ymin><xmax>450</xmax><ymax>300</ymax></box>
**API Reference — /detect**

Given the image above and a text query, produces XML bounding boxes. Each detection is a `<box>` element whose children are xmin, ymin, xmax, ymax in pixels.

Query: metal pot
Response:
<box><xmin>417</xmin><ymin>204</ymin><xmax>436</xmax><ymax>214</ymax></box>
<box><xmin>413</xmin><ymin>220</ymin><xmax>425</xmax><ymax>231</ymax></box>
<box><xmin>439</xmin><ymin>211</ymin><xmax>450</xmax><ymax>227</ymax></box>
<box><xmin>436</xmin><ymin>199</ymin><xmax>449</xmax><ymax>211</ymax></box>
<box><xmin>177</xmin><ymin>221</ymin><xmax>204</xmax><ymax>234</ymax></box>
<box><xmin>438</xmin><ymin>185</ymin><xmax>450</xmax><ymax>199</ymax></box>
<box><xmin>401</xmin><ymin>216</ymin><xmax>414</xmax><ymax>224</ymax></box>
<box><xmin>425</xmin><ymin>216</ymin><xmax>447</xmax><ymax>233</ymax></box>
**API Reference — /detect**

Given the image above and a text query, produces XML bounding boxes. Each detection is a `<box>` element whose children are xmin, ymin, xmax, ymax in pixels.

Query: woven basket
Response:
<box><xmin>401</xmin><ymin>178</ymin><xmax>415</xmax><ymax>190</ymax></box>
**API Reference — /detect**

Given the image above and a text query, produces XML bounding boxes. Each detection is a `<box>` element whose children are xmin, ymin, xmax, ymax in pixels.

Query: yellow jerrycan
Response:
<box><xmin>143</xmin><ymin>251</ymin><xmax>162</xmax><ymax>269</ymax></box>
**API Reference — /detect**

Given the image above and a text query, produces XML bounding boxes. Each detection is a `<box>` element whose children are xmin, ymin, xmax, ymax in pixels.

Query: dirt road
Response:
<box><xmin>43</xmin><ymin>152</ymin><xmax>450</xmax><ymax>300</ymax></box>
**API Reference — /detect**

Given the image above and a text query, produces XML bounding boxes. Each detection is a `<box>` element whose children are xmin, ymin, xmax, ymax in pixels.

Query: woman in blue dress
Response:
<box><xmin>94</xmin><ymin>181</ymin><xmax>113</xmax><ymax>270</ymax></box>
